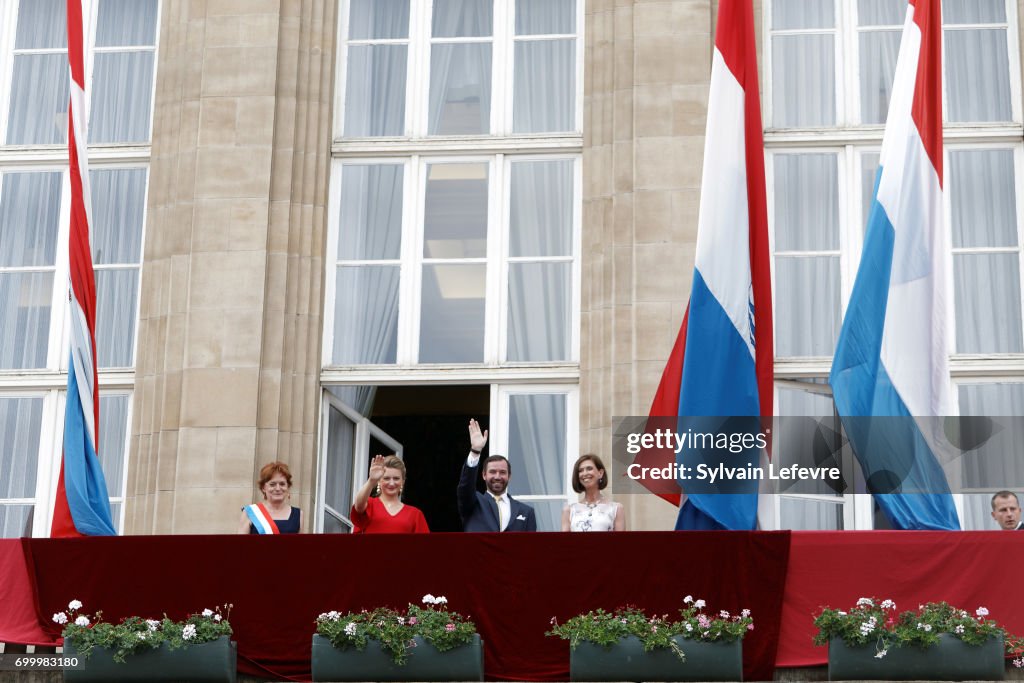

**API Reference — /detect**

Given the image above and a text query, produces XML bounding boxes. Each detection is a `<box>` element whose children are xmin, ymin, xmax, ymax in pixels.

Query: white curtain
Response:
<box><xmin>91</xmin><ymin>169</ymin><xmax>146</xmax><ymax>265</ymax></box>
<box><xmin>959</xmin><ymin>384</ymin><xmax>1024</xmax><ymax>530</ymax></box>
<box><xmin>15</xmin><ymin>0</ymin><xmax>66</xmax><ymax>48</ymax></box>
<box><xmin>96</xmin><ymin>0</ymin><xmax>159</xmax><ymax>45</ymax></box>
<box><xmin>509</xmin><ymin>160</ymin><xmax>572</xmax><ymax>257</ymax></box>
<box><xmin>432</xmin><ymin>0</ymin><xmax>491</xmax><ymax>37</ymax></box>
<box><xmin>95</xmin><ymin>269</ymin><xmax>139</xmax><ymax>367</ymax></box>
<box><xmin>90</xmin><ymin>52</ymin><xmax>156</xmax><ymax>143</ymax></box>
<box><xmin>773</xmin><ymin>154</ymin><xmax>838</xmax><ymax>251</ymax></box>
<box><xmin>334</xmin><ymin>165</ymin><xmax>403</xmax><ymax>365</ymax></box>
<box><xmin>429</xmin><ymin>43</ymin><xmax>492</xmax><ymax>135</ymax></box>
<box><xmin>98</xmin><ymin>394</ymin><xmax>129</xmax><ymax>499</ymax></box>
<box><xmin>513</xmin><ymin>39</ymin><xmax>574</xmax><ymax>134</ymax></box>
<box><xmin>0</xmin><ymin>396</ymin><xmax>42</xmax><ymax>500</ymax></box>
<box><xmin>861</xmin><ymin>152</ymin><xmax>880</xmax><ymax>226</ymax></box>
<box><xmin>950</xmin><ymin>150</ymin><xmax>1016</xmax><ymax>249</ymax></box>
<box><xmin>508</xmin><ymin>263</ymin><xmax>570</xmax><ymax>362</ymax></box>
<box><xmin>943</xmin><ymin>0</ymin><xmax>1005</xmax><ymax>24</ymax></box>
<box><xmin>954</xmin><ymin>254</ymin><xmax>1023</xmax><ymax>353</ymax></box>
<box><xmin>507</xmin><ymin>393</ymin><xmax>566</xmax><ymax>530</ymax></box>
<box><xmin>772</xmin><ymin>35</ymin><xmax>835</xmax><ymax>128</ymax></box>
<box><xmin>776</xmin><ymin>257</ymin><xmax>841</xmax><ymax>357</ymax></box>
<box><xmin>348</xmin><ymin>0</ymin><xmax>410</xmax><ymax>40</ymax></box>
<box><xmin>324</xmin><ymin>405</ymin><xmax>356</xmax><ymax>532</ymax></box>
<box><xmin>772</xmin><ymin>0</ymin><xmax>833</xmax><ymax>29</ymax></box>
<box><xmin>516</xmin><ymin>0</ymin><xmax>575</xmax><ymax>35</ymax></box>
<box><xmin>857</xmin><ymin>0</ymin><xmax>904</xmax><ymax>26</ymax></box>
<box><xmin>945</xmin><ymin>29</ymin><xmax>1012</xmax><ymax>123</ymax></box>
<box><xmin>7</xmin><ymin>54</ymin><xmax>69</xmax><ymax>145</ymax></box>
<box><xmin>859</xmin><ymin>31</ymin><xmax>900</xmax><ymax>124</ymax></box>
<box><xmin>345</xmin><ymin>45</ymin><xmax>408</xmax><ymax>137</ymax></box>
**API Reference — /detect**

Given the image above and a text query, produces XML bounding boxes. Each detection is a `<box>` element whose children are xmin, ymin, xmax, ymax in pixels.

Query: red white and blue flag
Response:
<box><xmin>51</xmin><ymin>0</ymin><xmax>116</xmax><ymax>537</ymax></box>
<box><xmin>829</xmin><ymin>0</ymin><xmax>959</xmax><ymax>529</ymax></box>
<box><xmin>648</xmin><ymin>0</ymin><xmax>773</xmax><ymax>530</ymax></box>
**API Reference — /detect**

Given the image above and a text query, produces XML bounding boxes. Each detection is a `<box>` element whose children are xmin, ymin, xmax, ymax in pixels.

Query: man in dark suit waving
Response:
<box><xmin>457</xmin><ymin>418</ymin><xmax>537</xmax><ymax>532</ymax></box>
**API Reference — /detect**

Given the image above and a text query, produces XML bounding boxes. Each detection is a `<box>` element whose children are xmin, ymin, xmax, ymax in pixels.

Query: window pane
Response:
<box><xmin>7</xmin><ymin>54</ymin><xmax>69</xmax><ymax>144</ymax></box>
<box><xmin>0</xmin><ymin>272</ymin><xmax>53</xmax><ymax>369</ymax></box>
<box><xmin>513</xmin><ymin>39</ymin><xmax>575</xmax><ymax>134</ymax></box>
<box><xmin>15</xmin><ymin>0</ymin><xmax>66</xmax><ymax>49</ymax></box>
<box><xmin>424</xmin><ymin>163</ymin><xmax>488</xmax><ymax>258</ymax></box>
<box><xmin>333</xmin><ymin>266</ymin><xmax>400</xmax><ymax>364</ymax></box>
<box><xmin>954</xmin><ymin>253</ymin><xmax>1023</xmax><ymax>353</ymax></box>
<box><xmin>780</xmin><ymin>497</ymin><xmax>843</xmax><ymax>530</ymax></box>
<box><xmin>0</xmin><ymin>172</ymin><xmax>63</xmax><ymax>267</ymax></box>
<box><xmin>861</xmin><ymin>151</ymin><xmax>880</xmax><ymax>229</ymax></box>
<box><xmin>0</xmin><ymin>505</ymin><xmax>34</xmax><ymax>539</ymax></box>
<box><xmin>0</xmin><ymin>396</ymin><xmax>43</xmax><ymax>499</ymax></box>
<box><xmin>96</xmin><ymin>0</ymin><xmax>158</xmax><ymax>46</ymax></box>
<box><xmin>858</xmin><ymin>0</ymin><xmax>905</xmax><ymax>26</ymax></box>
<box><xmin>339</xmin><ymin>165</ymin><xmax>403</xmax><ymax>261</ymax></box>
<box><xmin>773</xmin><ymin>0</ymin><xmax>834</xmax><ymax>29</ymax></box>
<box><xmin>859</xmin><ymin>30</ymin><xmax>900</xmax><ymax>124</ymax></box>
<box><xmin>775</xmin><ymin>257</ymin><xmax>840</xmax><ymax>356</ymax></box>
<box><xmin>508</xmin><ymin>262</ymin><xmax>571</xmax><ymax>362</ymax></box>
<box><xmin>943</xmin><ymin>0</ymin><xmax>1005</xmax><ymax>24</ymax></box>
<box><xmin>95</xmin><ymin>268</ymin><xmax>139</xmax><ymax>368</ymax></box>
<box><xmin>516</xmin><ymin>0</ymin><xmax>576</xmax><ymax>35</ymax></box>
<box><xmin>344</xmin><ymin>45</ymin><xmax>407</xmax><ymax>137</ymax></box>
<box><xmin>958</xmin><ymin>384</ymin><xmax>1024</xmax><ymax>505</ymax></box>
<box><xmin>527</xmin><ymin>499</ymin><xmax>565</xmax><ymax>531</ymax></box>
<box><xmin>433</xmin><ymin>0</ymin><xmax>493</xmax><ymax>37</ymax></box>
<box><xmin>91</xmin><ymin>169</ymin><xmax>146</xmax><ymax>264</ymax></box>
<box><xmin>419</xmin><ymin>264</ymin><xmax>485</xmax><ymax>363</ymax></box>
<box><xmin>428</xmin><ymin>43</ymin><xmax>492</xmax><ymax>135</ymax></box>
<box><xmin>510</xmin><ymin>160</ymin><xmax>573</xmax><ymax>257</ymax></box>
<box><xmin>772</xmin><ymin>35</ymin><xmax>835</xmax><ymax>127</ymax></box>
<box><xmin>945</xmin><ymin>29</ymin><xmax>1012</xmax><ymax>123</ymax></box>
<box><xmin>349</xmin><ymin>0</ymin><xmax>409</xmax><ymax>40</ymax></box>
<box><xmin>507</xmin><ymin>393</ymin><xmax>566</xmax><ymax>496</ymax></box>
<box><xmin>325</xmin><ymin>404</ymin><xmax>356</xmax><ymax>530</ymax></box>
<box><xmin>950</xmin><ymin>150</ymin><xmax>1016</xmax><ymax>249</ymax></box>
<box><xmin>773</xmin><ymin>154</ymin><xmax>839</xmax><ymax>251</ymax></box>
<box><xmin>98</xmin><ymin>395</ymin><xmax>129</xmax><ymax>498</ymax></box>
<box><xmin>90</xmin><ymin>51</ymin><xmax>156</xmax><ymax>143</ymax></box>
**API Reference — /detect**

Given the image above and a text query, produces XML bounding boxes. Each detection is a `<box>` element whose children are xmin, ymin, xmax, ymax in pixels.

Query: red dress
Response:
<box><xmin>351</xmin><ymin>497</ymin><xmax>430</xmax><ymax>534</ymax></box>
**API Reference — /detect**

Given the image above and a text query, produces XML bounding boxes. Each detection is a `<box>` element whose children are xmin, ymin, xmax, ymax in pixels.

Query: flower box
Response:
<box><xmin>311</xmin><ymin>633</ymin><xmax>484</xmax><ymax>682</ymax></box>
<box><xmin>828</xmin><ymin>633</ymin><xmax>1004</xmax><ymax>681</ymax></box>
<box><xmin>570</xmin><ymin>635</ymin><xmax>742</xmax><ymax>682</ymax></box>
<box><xmin>63</xmin><ymin>635</ymin><xmax>237</xmax><ymax>683</ymax></box>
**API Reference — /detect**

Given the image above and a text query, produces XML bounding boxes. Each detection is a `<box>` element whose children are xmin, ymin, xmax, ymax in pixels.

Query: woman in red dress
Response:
<box><xmin>351</xmin><ymin>455</ymin><xmax>430</xmax><ymax>533</ymax></box>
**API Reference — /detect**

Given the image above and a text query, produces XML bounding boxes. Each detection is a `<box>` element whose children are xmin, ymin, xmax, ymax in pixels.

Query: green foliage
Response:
<box><xmin>57</xmin><ymin>602</ymin><xmax>233</xmax><ymax>663</ymax></box>
<box><xmin>315</xmin><ymin>596</ymin><xmax>477</xmax><ymax>666</ymax></box>
<box><xmin>546</xmin><ymin>598</ymin><xmax>755</xmax><ymax>661</ymax></box>
<box><xmin>813</xmin><ymin>598</ymin><xmax>1021</xmax><ymax>661</ymax></box>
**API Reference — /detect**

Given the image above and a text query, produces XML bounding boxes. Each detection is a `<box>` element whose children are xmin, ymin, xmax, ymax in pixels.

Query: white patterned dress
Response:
<box><xmin>568</xmin><ymin>501</ymin><xmax>620</xmax><ymax>532</ymax></box>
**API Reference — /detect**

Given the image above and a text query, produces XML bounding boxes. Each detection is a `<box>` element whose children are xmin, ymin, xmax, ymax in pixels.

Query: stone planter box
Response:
<box><xmin>828</xmin><ymin>634</ymin><xmax>1004</xmax><ymax>681</ymax></box>
<box><xmin>311</xmin><ymin>633</ymin><xmax>484</xmax><ymax>682</ymax></box>
<box><xmin>569</xmin><ymin>635</ymin><xmax>743</xmax><ymax>682</ymax></box>
<box><xmin>63</xmin><ymin>635</ymin><xmax>237</xmax><ymax>682</ymax></box>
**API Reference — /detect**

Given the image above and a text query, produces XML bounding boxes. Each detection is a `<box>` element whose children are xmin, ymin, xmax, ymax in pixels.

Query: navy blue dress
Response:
<box><xmin>247</xmin><ymin>506</ymin><xmax>301</xmax><ymax>534</ymax></box>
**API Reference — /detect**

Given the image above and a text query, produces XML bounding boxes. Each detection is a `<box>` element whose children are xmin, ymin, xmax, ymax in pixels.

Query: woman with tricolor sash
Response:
<box><xmin>237</xmin><ymin>461</ymin><xmax>302</xmax><ymax>534</ymax></box>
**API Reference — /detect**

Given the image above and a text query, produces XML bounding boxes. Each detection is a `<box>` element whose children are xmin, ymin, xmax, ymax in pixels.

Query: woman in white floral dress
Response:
<box><xmin>562</xmin><ymin>454</ymin><xmax>626</xmax><ymax>531</ymax></box>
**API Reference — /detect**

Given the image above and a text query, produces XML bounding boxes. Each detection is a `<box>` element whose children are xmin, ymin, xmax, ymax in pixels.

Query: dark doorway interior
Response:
<box><xmin>369</xmin><ymin>385</ymin><xmax>489</xmax><ymax>532</ymax></box>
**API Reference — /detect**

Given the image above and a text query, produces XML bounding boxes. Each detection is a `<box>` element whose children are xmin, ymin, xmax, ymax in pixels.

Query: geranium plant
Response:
<box><xmin>54</xmin><ymin>600</ymin><xmax>233</xmax><ymax>663</ymax></box>
<box><xmin>546</xmin><ymin>596</ymin><xmax>754</xmax><ymax>661</ymax></box>
<box><xmin>813</xmin><ymin>597</ymin><xmax>1024</xmax><ymax>663</ymax></box>
<box><xmin>315</xmin><ymin>594</ymin><xmax>477</xmax><ymax>665</ymax></box>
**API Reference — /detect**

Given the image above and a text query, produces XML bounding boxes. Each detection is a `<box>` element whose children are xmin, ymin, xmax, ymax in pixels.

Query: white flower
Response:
<box><xmin>741</xmin><ymin>609</ymin><xmax>751</xmax><ymax>618</ymax></box>
<box><xmin>328</xmin><ymin>611</ymin><xmax>340</xmax><ymax>621</ymax></box>
<box><xmin>136</xmin><ymin>632</ymin><xmax>147</xmax><ymax>640</ymax></box>
<box><xmin>916</xmin><ymin>622</ymin><xmax>925</xmax><ymax>630</ymax></box>
<box><xmin>344</xmin><ymin>622</ymin><xmax>357</xmax><ymax>636</ymax></box>
<box><xmin>202</xmin><ymin>609</ymin><xmax>214</xmax><ymax>617</ymax></box>
<box><xmin>182</xmin><ymin>624</ymin><xmax>196</xmax><ymax>640</ymax></box>
<box><xmin>146</xmin><ymin>619</ymin><xmax>160</xmax><ymax>632</ymax></box>
<box><xmin>856</xmin><ymin>598</ymin><xmax>873</xmax><ymax>607</ymax></box>
<box><xmin>436</xmin><ymin>596</ymin><xmax>448</xmax><ymax>605</ymax></box>
<box><xmin>875</xmin><ymin>650</ymin><xmax>887</xmax><ymax>659</ymax></box>
<box><xmin>1014</xmin><ymin>658</ymin><xmax>1024</xmax><ymax>669</ymax></box>
<box><xmin>954</xmin><ymin>624</ymin><xmax>965</xmax><ymax>634</ymax></box>
<box><xmin>719</xmin><ymin>610</ymin><xmax>730</xmax><ymax>618</ymax></box>
<box><xmin>75</xmin><ymin>616</ymin><xmax>89</xmax><ymax>627</ymax></box>
<box><xmin>214</xmin><ymin>614</ymin><xmax>222</xmax><ymax>622</ymax></box>
<box><xmin>694</xmin><ymin>599</ymin><xmax>706</xmax><ymax>609</ymax></box>
<box><xmin>397</xmin><ymin>617</ymin><xmax>405</xmax><ymax>625</ymax></box>
<box><xmin>68</xmin><ymin>600</ymin><xmax>83</xmax><ymax>611</ymax></box>
<box><xmin>422</xmin><ymin>594</ymin><xmax>436</xmax><ymax>605</ymax></box>
<box><xmin>976</xmin><ymin>607</ymin><xmax>989</xmax><ymax>617</ymax></box>
<box><xmin>837</xmin><ymin>611</ymin><xmax>847</xmax><ymax>616</ymax></box>
<box><xmin>923</xmin><ymin>624</ymin><xmax>932</xmax><ymax>632</ymax></box>
<box><xmin>52</xmin><ymin>612</ymin><xmax>68</xmax><ymax>625</ymax></box>
<box><xmin>881</xmin><ymin>599</ymin><xmax>895</xmax><ymax>609</ymax></box>
<box><xmin>685</xmin><ymin>623</ymin><xmax>694</xmax><ymax>632</ymax></box>
<box><xmin>684</xmin><ymin>595</ymin><xmax>693</xmax><ymax>604</ymax></box>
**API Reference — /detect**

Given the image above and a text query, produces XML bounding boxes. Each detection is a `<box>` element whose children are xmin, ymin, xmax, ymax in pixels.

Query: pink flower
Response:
<box><xmin>698</xmin><ymin>614</ymin><xmax>711</xmax><ymax>628</ymax></box>
<box><xmin>445</xmin><ymin>623</ymin><xmax>456</xmax><ymax>632</ymax></box>
<box><xmin>408</xmin><ymin>617</ymin><xmax>418</xmax><ymax>625</ymax></box>
<box><xmin>747</xmin><ymin>624</ymin><xmax>754</xmax><ymax>631</ymax></box>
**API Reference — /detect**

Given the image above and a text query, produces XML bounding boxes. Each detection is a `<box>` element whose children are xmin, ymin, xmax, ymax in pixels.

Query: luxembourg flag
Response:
<box><xmin>648</xmin><ymin>0</ymin><xmax>773</xmax><ymax>530</ymax></box>
<box><xmin>51</xmin><ymin>0</ymin><xmax>117</xmax><ymax>537</ymax></box>
<box><xmin>829</xmin><ymin>0</ymin><xmax>959</xmax><ymax>530</ymax></box>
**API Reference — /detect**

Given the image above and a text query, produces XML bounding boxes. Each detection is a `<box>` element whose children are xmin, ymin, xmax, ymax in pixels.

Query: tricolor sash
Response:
<box><xmin>244</xmin><ymin>503</ymin><xmax>281</xmax><ymax>534</ymax></box>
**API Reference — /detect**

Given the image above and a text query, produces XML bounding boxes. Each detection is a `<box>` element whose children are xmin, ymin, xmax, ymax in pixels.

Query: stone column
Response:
<box><xmin>581</xmin><ymin>0</ymin><xmax>713</xmax><ymax>530</ymax></box>
<box><xmin>124</xmin><ymin>0</ymin><xmax>335</xmax><ymax>534</ymax></box>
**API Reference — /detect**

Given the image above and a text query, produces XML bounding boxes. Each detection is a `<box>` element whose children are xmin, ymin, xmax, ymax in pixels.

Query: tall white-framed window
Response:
<box><xmin>0</xmin><ymin>0</ymin><xmax>158</xmax><ymax>536</ymax></box>
<box><xmin>322</xmin><ymin>0</ymin><xmax>583</xmax><ymax>532</ymax></box>
<box><xmin>765</xmin><ymin>0</ymin><xmax>1024</xmax><ymax>529</ymax></box>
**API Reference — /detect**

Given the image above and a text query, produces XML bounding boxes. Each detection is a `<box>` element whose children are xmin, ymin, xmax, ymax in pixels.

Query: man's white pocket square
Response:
<box><xmin>516</xmin><ymin>514</ymin><xmax>527</xmax><ymax>521</ymax></box>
